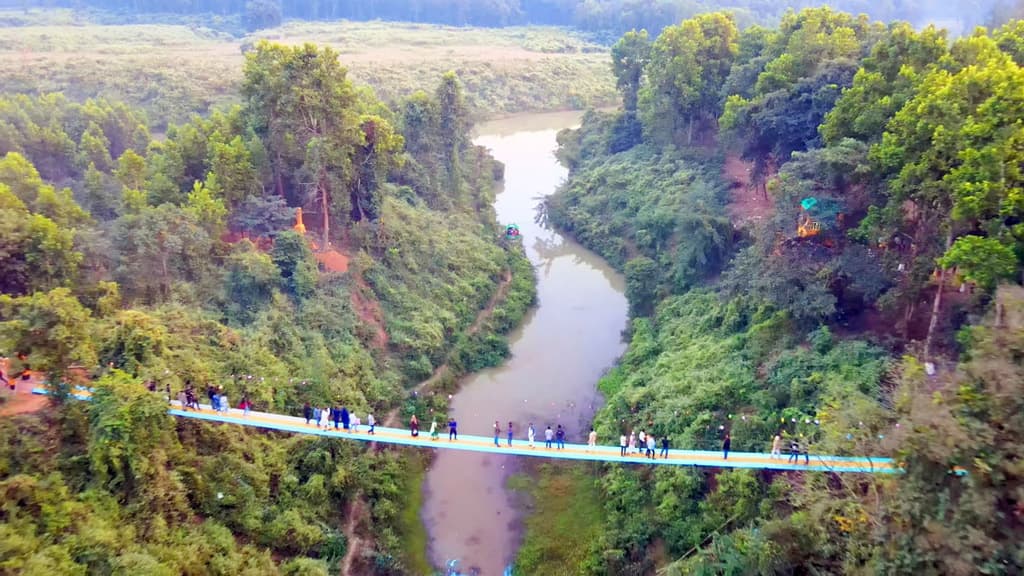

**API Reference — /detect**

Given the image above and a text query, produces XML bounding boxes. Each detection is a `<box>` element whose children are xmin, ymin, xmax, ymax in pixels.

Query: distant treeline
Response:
<box><xmin>6</xmin><ymin>0</ymin><xmax>1004</xmax><ymax>36</ymax></box>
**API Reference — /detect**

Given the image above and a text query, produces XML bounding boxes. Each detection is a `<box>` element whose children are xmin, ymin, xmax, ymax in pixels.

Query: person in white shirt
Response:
<box><xmin>587</xmin><ymin>428</ymin><xmax>597</xmax><ymax>452</ymax></box>
<box><xmin>528</xmin><ymin>423</ymin><xmax>536</xmax><ymax>448</ymax></box>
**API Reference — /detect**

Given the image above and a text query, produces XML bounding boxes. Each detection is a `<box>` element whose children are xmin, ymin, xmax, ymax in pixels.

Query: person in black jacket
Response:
<box><xmin>723</xmin><ymin>434</ymin><xmax>731</xmax><ymax>460</ymax></box>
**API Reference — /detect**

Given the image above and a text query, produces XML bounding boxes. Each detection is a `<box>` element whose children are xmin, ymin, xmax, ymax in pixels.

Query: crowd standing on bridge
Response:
<box><xmin>148</xmin><ymin>377</ymin><xmax>821</xmax><ymax>465</ymax></box>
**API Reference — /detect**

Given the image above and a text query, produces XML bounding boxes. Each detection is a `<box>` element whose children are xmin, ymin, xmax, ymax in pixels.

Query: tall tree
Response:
<box><xmin>242</xmin><ymin>42</ymin><xmax>360</xmax><ymax>249</ymax></box>
<box><xmin>435</xmin><ymin>71</ymin><xmax>469</xmax><ymax>205</ymax></box>
<box><xmin>611</xmin><ymin>29</ymin><xmax>651</xmax><ymax>113</ymax></box>
<box><xmin>639</xmin><ymin>12</ymin><xmax>738</xmax><ymax>146</ymax></box>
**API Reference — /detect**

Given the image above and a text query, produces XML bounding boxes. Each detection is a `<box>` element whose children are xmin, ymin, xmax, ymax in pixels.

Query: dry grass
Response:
<box><xmin>0</xmin><ymin>15</ymin><xmax>616</xmax><ymax>127</ymax></box>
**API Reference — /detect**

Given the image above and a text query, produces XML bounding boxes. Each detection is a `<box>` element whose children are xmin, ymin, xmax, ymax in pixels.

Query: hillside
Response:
<box><xmin>0</xmin><ymin>43</ymin><xmax>535</xmax><ymax>575</ymax></box>
<box><xmin>526</xmin><ymin>9</ymin><xmax>1024</xmax><ymax>574</ymax></box>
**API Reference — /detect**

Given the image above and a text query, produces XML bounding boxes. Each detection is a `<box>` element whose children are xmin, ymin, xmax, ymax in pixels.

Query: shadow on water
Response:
<box><xmin>420</xmin><ymin>112</ymin><xmax>629</xmax><ymax>575</ymax></box>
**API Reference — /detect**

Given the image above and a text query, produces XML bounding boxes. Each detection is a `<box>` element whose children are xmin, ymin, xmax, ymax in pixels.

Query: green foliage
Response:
<box><xmin>639</xmin><ymin>12</ymin><xmax>739</xmax><ymax>146</ymax></box>
<box><xmin>611</xmin><ymin>29</ymin><xmax>650</xmax><ymax>114</ymax></box>
<box><xmin>271</xmin><ymin>230</ymin><xmax>317</xmax><ymax>300</ymax></box>
<box><xmin>0</xmin><ymin>287</ymin><xmax>97</xmax><ymax>377</ymax></box>
<box><xmin>510</xmin><ymin>464</ymin><xmax>606</xmax><ymax>576</ymax></box>
<box><xmin>548</xmin><ymin>116</ymin><xmax>731</xmax><ymax>293</ymax></box>
<box><xmin>519</xmin><ymin>7</ymin><xmax>1024</xmax><ymax>574</ymax></box>
<box><xmin>0</xmin><ymin>33</ymin><xmax>521</xmax><ymax>574</ymax></box>
<box><xmin>624</xmin><ymin>256</ymin><xmax>658</xmax><ymax>316</ymax></box>
<box><xmin>939</xmin><ymin>235</ymin><xmax>1018</xmax><ymax>289</ymax></box>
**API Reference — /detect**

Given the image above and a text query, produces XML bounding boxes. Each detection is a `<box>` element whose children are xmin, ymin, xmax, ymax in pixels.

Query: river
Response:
<box><xmin>420</xmin><ymin>111</ymin><xmax>629</xmax><ymax>575</ymax></box>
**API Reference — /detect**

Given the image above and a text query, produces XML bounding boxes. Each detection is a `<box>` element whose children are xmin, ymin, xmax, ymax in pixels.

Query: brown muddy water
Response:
<box><xmin>420</xmin><ymin>111</ymin><xmax>629</xmax><ymax>575</ymax></box>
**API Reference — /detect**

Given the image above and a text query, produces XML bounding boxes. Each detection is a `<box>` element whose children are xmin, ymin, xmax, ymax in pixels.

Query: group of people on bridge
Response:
<box><xmin>156</xmin><ymin>381</ymin><xmax>817</xmax><ymax>463</ymax></box>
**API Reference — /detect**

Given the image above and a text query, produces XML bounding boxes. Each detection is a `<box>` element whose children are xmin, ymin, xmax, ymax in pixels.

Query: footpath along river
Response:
<box><xmin>420</xmin><ymin>111</ymin><xmax>629</xmax><ymax>574</ymax></box>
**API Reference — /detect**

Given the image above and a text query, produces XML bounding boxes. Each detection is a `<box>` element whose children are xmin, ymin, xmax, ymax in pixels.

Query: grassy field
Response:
<box><xmin>0</xmin><ymin>12</ymin><xmax>616</xmax><ymax>127</ymax></box>
<box><xmin>508</xmin><ymin>463</ymin><xmax>607</xmax><ymax>574</ymax></box>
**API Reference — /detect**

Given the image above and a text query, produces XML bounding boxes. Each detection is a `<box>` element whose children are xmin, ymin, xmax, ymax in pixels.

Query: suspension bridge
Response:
<box><xmin>30</xmin><ymin>386</ymin><xmax>901</xmax><ymax>474</ymax></box>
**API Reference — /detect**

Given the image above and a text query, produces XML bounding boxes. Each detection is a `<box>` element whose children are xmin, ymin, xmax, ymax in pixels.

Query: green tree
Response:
<box><xmin>245</xmin><ymin>0</ymin><xmax>283</xmax><ymax>31</ymax></box>
<box><xmin>185</xmin><ymin>175</ymin><xmax>229</xmax><ymax>235</ymax></box>
<box><xmin>111</xmin><ymin>204</ymin><xmax>213</xmax><ymax>302</ymax></box>
<box><xmin>243</xmin><ymin>42</ymin><xmax>360</xmax><ymax>249</ymax></box>
<box><xmin>639</xmin><ymin>12</ymin><xmax>738</xmax><ymax>146</ymax></box>
<box><xmin>224</xmin><ymin>240</ymin><xmax>281</xmax><ymax>324</ymax></box>
<box><xmin>611</xmin><ymin>29</ymin><xmax>651</xmax><ymax>113</ymax></box>
<box><xmin>87</xmin><ymin>371</ymin><xmax>174</xmax><ymax>496</ymax></box>
<box><xmin>0</xmin><ymin>184</ymin><xmax>82</xmax><ymax>296</ymax></box>
<box><xmin>0</xmin><ymin>287</ymin><xmax>97</xmax><ymax>380</ymax></box>
<box><xmin>271</xmin><ymin>230</ymin><xmax>317</xmax><ymax>300</ymax></box>
<box><xmin>436</xmin><ymin>71</ymin><xmax>469</xmax><ymax>203</ymax></box>
<box><xmin>78</xmin><ymin>122</ymin><xmax>114</xmax><ymax>173</ymax></box>
<box><xmin>625</xmin><ymin>256</ymin><xmax>659</xmax><ymax>316</ymax></box>
<box><xmin>98</xmin><ymin>310</ymin><xmax>169</xmax><ymax>378</ymax></box>
<box><xmin>938</xmin><ymin>235</ymin><xmax>1018</xmax><ymax>289</ymax></box>
<box><xmin>350</xmin><ymin>115</ymin><xmax>404</xmax><ymax>222</ymax></box>
<box><xmin>209</xmin><ymin>134</ymin><xmax>261</xmax><ymax>208</ymax></box>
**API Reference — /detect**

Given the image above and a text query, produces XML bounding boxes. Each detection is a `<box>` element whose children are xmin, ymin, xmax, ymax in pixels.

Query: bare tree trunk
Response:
<box><xmin>275</xmin><ymin>153</ymin><xmax>285</xmax><ymax>198</ymax></box>
<box><xmin>903</xmin><ymin>301</ymin><xmax>915</xmax><ymax>340</ymax></box>
<box><xmin>923</xmin><ymin>230</ymin><xmax>953</xmax><ymax>360</ymax></box>
<box><xmin>319</xmin><ymin>170</ymin><xmax>330</xmax><ymax>251</ymax></box>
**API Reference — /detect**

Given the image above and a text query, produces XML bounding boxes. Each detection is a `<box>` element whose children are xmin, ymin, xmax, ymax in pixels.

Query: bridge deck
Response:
<box><xmin>33</xmin><ymin>387</ymin><xmax>899</xmax><ymax>474</ymax></box>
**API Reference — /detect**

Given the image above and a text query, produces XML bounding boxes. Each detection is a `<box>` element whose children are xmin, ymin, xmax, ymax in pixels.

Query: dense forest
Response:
<box><xmin>528</xmin><ymin>7</ymin><xmax>1024</xmax><ymax>574</ymax></box>
<box><xmin>7</xmin><ymin>0</ymin><xmax>1005</xmax><ymax>36</ymax></box>
<box><xmin>0</xmin><ymin>42</ymin><xmax>534</xmax><ymax>574</ymax></box>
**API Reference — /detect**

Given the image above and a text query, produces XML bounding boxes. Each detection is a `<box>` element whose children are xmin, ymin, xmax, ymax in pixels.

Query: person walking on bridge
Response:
<box><xmin>448</xmin><ymin>417</ymin><xmax>457</xmax><ymax>440</ymax></box>
<box><xmin>304</xmin><ymin>403</ymin><xmax>313</xmax><ymax>426</ymax></box>
<box><xmin>661</xmin><ymin>436</ymin><xmax>670</xmax><ymax>459</ymax></box>
<box><xmin>430</xmin><ymin>419</ymin><xmax>439</xmax><ymax>440</ymax></box>
<box><xmin>320</xmin><ymin>405</ymin><xmax>331</xmax><ymax>429</ymax></box>
<box><xmin>771</xmin><ymin>433</ymin><xmax>782</xmax><ymax>460</ymax></box>
<box><xmin>556</xmin><ymin>425</ymin><xmax>565</xmax><ymax>450</ymax></box>
<box><xmin>545</xmin><ymin>425</ymin><xmax>553</xmax><ymax>449</ymax></box>
<box><xmin>341</xmin><ymin>407</ymin><xmax>351</xmax><ymax>431</ymax></box>
<box><xmin>528</xmin><ymin>423</ymin><xmax>536</xmax><ymax>448</ymax></box>
<box><xmin>628</xmin><ymin>430</ymin><xmax>637</xmax><ymax>455</ymax></box>
<box><xmin>723</xmin><ymin>433</ymin><xmax>731</xmax><ymax>460</ymax></box>
<box><xmin>788</xmin><ymin>438</ymin><xmax>800</xmax><ymax>464</ymax></box>
<box><xmin>646</xmin><ymin>435</ymin><xmax>656</xmax><ymax>459</ymax></box>
<box><xmin>332</xmin><ymin>406</ymin><xmax>341</xmax><ymax>429</ymax></box>
<box><xmin>366</xmin><ymin>412</ymin><xmax>375</xmax><ymax>435</ymax></box>
<box><xmin>619</xmin><ymin>433</ymin><xmax>627</xmax><ymax>456</ymax></box>
<box><xmin>410</xmin><ymin>414</ymin><xmax>420</xmax><ymax>437</ymax></box>
<box><xmin>587</xmin><ymin>428</ymin><xmax>597</xmax><ymax>452</ymax></box>
<box><xmin>494</xmin><ymin>421</ymin><xmax>501</xmax><ymax>447</ymax></box>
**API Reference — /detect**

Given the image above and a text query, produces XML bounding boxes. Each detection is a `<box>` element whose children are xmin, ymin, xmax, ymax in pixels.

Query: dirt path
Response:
<box><xmin>0</xmin><ymin>373</ymin><xmax>49</xmax><ymax>417</ymax></box>
<box><xmin>0</xmin><ymin>390</ymin><xmax>47</xmax><ymax>416</ymax></box>
<box><xmin>723</xmin><ymin>154</ymin><xmax>773</xmax><ymax>228</ymax></box>
<box><xmin>339</xmin><ymin>495</ymin><xmax>367</xmax><ymax>576</ymax></box>
<box><xmin>384</xmin><ymin>267</ymin><xmax>512</xmax><ymax>428</ymax></box>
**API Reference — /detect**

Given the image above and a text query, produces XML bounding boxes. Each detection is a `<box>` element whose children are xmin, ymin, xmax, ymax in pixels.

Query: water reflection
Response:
<box><xmin>421</xmin><ymin>112</ymin><xmax>628</xmax><ymax>575</ymax></box>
